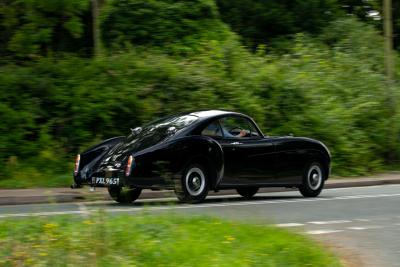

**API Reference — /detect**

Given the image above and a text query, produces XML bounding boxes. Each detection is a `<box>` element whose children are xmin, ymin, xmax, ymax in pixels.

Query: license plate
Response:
<box><xmin>93</xmin><ymin>177</ymin><xmax>120</xmax><ymax>186</ymax></box>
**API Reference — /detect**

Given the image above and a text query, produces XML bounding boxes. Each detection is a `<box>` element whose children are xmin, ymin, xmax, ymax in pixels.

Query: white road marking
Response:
<box><xmin>355</xmin><ymin>219</ymin><xmax>371</xmax><ymax>222</ymax></box>
<box><xmin>325</xmin><ymin>184</ymin><xmax>400</xmax><ymax>190</ymax></box>
<box><xmin>83</xmin><ymin>184</ymin><xmax>400</xmax><ymax>204</ymax></box>
<box><xmin>306</xmin><ymin>229</ymin><xmax>344</xmax><ymax>235</ymax></box>
<box><xmin>77</xmin><ymin>203</ymin><xmax>89</xmax><ymax>218</ymax></box>
<box><xmin>347</xmin><ymin>226</ymin><xmax>382</xmax><ymax>230</ymax></box>
<box><xmin>347</xmin><ymin>226</ymin><xmax>368</xmax><ymax>230</ymax></box>
<box><xmin>308</xmin><ymin>220</ymin><xmax>352</xmax><ymax>225</ymax></box>
<box><xmin>364</xmin><ymin>225</ymin><xmax>382</xmax><ymax>229</ymax></box>
<box><xmin>0</xmin><ymin>192</ymin><xmax>399</xmax><ymax>218</ymax></box>
<box><xmin>276</xmin><ymin>223</ymin><xmax>305</xmax><ymax>227</ymax></box>
<box><xmin>304</xmin><ymin>223</ymin><xmax>389</xmax><ymax>232</ymax></box>
<box><xmin>0</xmin><ymin>184</ymin><xmax>399</xmax><ymax>209</ymax></box>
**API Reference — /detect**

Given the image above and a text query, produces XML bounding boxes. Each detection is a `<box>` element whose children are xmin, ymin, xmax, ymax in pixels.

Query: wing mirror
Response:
<box><xmin>130</xmin><ymin>127</ymin><xmax>142</xmax><ymax>135</ymax></box>
<box><xmin>166</xmin><ymin>126</ymin><xmax>177</xmax><ymax>135</ymax></box>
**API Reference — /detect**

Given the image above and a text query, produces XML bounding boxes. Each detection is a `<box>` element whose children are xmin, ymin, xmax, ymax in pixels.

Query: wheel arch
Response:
<box><xmin>171</xmin><ymin>136</ymin><xmax>224</xmax><ymax>190</ymax></box>
<box><xmin>306</xmin><ymin>149</ymin><xmax>331</xmax><ymax>180</ymax></box>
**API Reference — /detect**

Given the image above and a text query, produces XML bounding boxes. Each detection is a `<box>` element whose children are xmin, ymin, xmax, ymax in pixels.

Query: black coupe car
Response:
<box><xmin>72</xmin><ymin>110</ymin><xmax>331</xmax><ymax>203</ymax></box>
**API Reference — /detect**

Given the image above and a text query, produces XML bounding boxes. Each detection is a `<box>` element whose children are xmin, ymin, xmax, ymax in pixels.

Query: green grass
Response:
<box><xmin>0</xmin><ymin>173</ymin><xmax>71</xmax><ymax>189</ymax></box>
<box><xmin>0</xmin><ymin>212</ymin><xmax>342</xmax><ymax>267</ymax></box>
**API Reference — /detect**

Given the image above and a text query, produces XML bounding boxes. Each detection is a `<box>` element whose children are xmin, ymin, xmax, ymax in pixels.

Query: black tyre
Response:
<box><xmin>108</xmin><ymin>186</ymin><xmax>142</xmax><ymax>203</ymax></box>
<box><xmin>299</xmin><ymin>162</ymin><xmax>325</xmax><ymax>197</ymax></box>
<box><xmin>236</xmin><ymin>187</ymin><xmax>259</xmax><ymax>199</ymax></box>
<box><xmin>175</xmin><ymin>163</ymin><xmax>209</xmax><ymax>203</ymax></box>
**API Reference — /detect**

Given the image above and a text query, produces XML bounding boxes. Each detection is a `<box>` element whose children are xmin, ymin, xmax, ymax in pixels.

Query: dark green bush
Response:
<box><xmin>0</xmin><ymin>0</ymin><xmax>399</xmax><ymax>187</ymax></box>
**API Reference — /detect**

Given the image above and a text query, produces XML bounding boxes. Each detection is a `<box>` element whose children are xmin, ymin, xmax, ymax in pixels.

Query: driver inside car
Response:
<box><xmin>221</xmin><ymin>127</ymin><xmax>248</xmax><ymax>138</ymax></box>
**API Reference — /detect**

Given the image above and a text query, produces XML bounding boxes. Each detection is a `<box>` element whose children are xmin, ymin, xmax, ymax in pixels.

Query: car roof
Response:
<box><xmin>164</xmin><ymin>109</ymin><xmax>264</xmax><ymax>139</ymax></box>
<box><xmin>176</xmin><ymin>109</ymin><xmax>264</xmax><ymax>137</ymax></box>
<box><xmin>185</xmin><ymin>110</ymin><xmax>244</xmax><ymax>119</ymax></box>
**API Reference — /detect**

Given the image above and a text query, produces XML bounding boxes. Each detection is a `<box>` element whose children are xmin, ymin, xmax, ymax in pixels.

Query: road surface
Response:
<box><xmin>0</xmin><ymin>184</ymin><xmax>399</xmax><ymax>266</ymax></box>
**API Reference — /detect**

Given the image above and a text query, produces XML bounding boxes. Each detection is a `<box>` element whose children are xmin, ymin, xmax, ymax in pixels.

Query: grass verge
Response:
<box><xmin>0</xmin><ymin>173</ymin><xmax>71</xmax><ymax>189</ymax></box>
<box><xmin>0</xmin><ymin>212</ymin><xmax>342</xmax><ymax>266</ymax></box>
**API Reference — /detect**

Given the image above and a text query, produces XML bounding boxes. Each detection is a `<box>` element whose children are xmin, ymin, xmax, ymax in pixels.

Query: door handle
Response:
<box><xmin>230</xmin><ymin>141</ymin><xmax>242</xmax><ymax>145</ymax></box>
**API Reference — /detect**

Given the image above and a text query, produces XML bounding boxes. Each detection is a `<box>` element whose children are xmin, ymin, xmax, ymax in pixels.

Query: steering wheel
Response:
<box><xmin>229</xmin><ymin>126</ymin><xmax>243</xmax><ymax>134</ymax></box>
<box><xmin>229</xmin><ymin>126</ymin><xmax>250</xmax><ymax>137</ymax></box>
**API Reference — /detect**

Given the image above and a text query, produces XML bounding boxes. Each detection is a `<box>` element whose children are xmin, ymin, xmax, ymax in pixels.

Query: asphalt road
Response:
<box><xmin>1</xmin><ymin>184</ymin><xmax>399</xmax><ymax>267</ymax></box>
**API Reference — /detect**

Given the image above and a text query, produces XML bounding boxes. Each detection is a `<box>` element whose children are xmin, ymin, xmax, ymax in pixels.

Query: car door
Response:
<box><xmin>217</xmin><ymin>116</ymin><xmax>276</xmax><ymax>186</ymax></box>
<box><xmin>274</xmin><ymin>137</ymin><xmax>309</xmax><ymax>184</ymax></box>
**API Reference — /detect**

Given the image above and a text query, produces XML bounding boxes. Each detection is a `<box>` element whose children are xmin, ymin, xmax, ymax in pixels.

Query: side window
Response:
<box><xmin>201</xmin><ymin>121</ymin><xmax>223</xmax><ymax>137</ymax></box>
<box><xmin>220</xmin><ymin>116</ymin><xmax>260</xmax><ymax>138</ymax></box>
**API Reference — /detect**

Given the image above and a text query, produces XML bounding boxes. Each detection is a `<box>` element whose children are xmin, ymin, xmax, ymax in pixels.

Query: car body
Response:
<box><xmin>72</xmin><ymin>110</ymin><xmax>331</xmax><ymax>203</ymax></box>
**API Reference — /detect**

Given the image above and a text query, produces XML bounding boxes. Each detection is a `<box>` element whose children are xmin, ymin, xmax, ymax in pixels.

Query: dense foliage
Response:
<box><xmin>0</xmin><ymin>0</ymin><xmax>91</xmax><ymax>59</ymax></box>
<box><xmin>0</xmin><ymin>0</ymin><xmax>399</xmax><ymax>187</ymax></box>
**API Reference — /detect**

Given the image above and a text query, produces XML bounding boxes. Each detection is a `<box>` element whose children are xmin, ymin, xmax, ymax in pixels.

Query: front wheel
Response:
<box><xmin>175</xmin><ymin>163</ymin><xmax>209</xmax><ymax>203</ymax></box>
<box><xmin>236</xmin><ymin>187</ymin><xmax>259</xmax><ymax>199</ymax></box>
<box><xmin>108</xmin><ymin>186</ymin><xmax>142</xmax><ymax>203</ymax></box>
<box><xmin>299</xmin><ymin>162</ymin><xmax>325</xmax><ymax>197</ymax></box>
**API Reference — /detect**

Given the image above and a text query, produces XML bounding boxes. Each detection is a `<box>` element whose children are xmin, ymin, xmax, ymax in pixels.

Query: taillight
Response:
<box><xmin>125</xmin><ymin>155</ymin><xmax>134</xmax><ymax>177</ymax></box>
<box><xmin>74</xmin><ymin>154</ymin><xmax>80</xmax><ymax>176</ymax></box>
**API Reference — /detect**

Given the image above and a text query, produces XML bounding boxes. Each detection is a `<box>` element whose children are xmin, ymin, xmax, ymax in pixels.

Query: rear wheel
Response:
<box><xmin>299</xmin><ymin>162</ymin><xmax>325</xmax><ymax>197</ymax></box>
<box><xmin>108</xmin><ymin>186</ymin><xmax>142</xmax><ymax>203</ymax></box>
<box><xmin>236</xmin><ymin>187</ymin><xmax>259</xmax><ymax>199</ymax></box>
<box><xmin>175</xmin><ymin>163</ymin><xmax>209</xmax><ymax>203</ymax></box>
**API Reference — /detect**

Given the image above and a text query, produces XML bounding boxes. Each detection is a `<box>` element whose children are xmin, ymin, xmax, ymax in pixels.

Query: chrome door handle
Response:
<box><xmin>230</xmin><ymin>141</ymin><xmax>242</xmax><ymax>145</ymax></box>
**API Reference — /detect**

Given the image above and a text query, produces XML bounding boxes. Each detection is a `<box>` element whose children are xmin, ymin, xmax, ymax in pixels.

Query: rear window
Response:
<box><xmin>125</xmin><ymin>115</ymin><xmax>198</xmax><ymax>150</ymax></box>
<box><xmin>149</xmin><ymin>115</ymin><xmax>199</xmax><ymax>131</ymax></box>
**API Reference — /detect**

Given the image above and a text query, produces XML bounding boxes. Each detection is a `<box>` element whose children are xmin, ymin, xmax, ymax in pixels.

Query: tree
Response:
<box><xmin>339</xmin><ymin>0</ymin><xmax>400</xmax><ymax>51</ymax></box>
<box><xmin>216</xmin><ymin>0</ymin><xmax>341</xmax><ymax>49</ymax></box>
<box><xmin>0</xmin><ymin>0</ymin><xmax>91</xmax><ymax>59</ymax></box>
<box><xmin>100</xmin><ymin>0</ymin><xmax>230</xmax><ymax>54</ymax></box>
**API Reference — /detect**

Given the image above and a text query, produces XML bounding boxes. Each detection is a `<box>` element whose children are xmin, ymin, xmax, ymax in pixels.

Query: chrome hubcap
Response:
<box><xmin>308</xmin><ymin>165</ymin><xmax>322</xmax><ymax>190</ymax></box>
<box><xmin>192</xmin><ymin>176</ymin><xmax>200</xmax><ymax>188</ymax></box>
<box><xmin>185</xmin><ymin>167</ymin><xmax>205</xmax><ymax>196</ymax></box>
